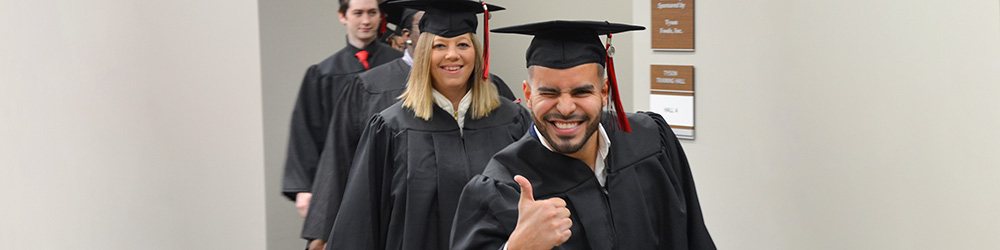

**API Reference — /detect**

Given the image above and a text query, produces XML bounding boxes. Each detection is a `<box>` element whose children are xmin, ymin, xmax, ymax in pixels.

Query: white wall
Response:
<box><xmin>0</xmin><ymin>1</ymin><xmax>267</xmax><ymax>249</ymax></box>
<box><xmin>633</xmin><ymin>0</ymin><xmax>1000</xmax><ymax>249</ymax></box>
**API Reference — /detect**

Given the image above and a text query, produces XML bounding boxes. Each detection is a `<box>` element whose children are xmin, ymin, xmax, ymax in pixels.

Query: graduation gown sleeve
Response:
<box><xmin>281</xmin><ymin>70</ymin><xmax>358</xmax><ymax>200</ymax></box>
<box><xmin>640</xmin><ymin>111</ymin><xmax>715</xmax><ymax>249</ymax></box>
<box><xmin>325</xmin><ymin>112</ymin><xmax>396</xmax><ymax>249</ymax></box>
<box><xmin>449</xmin><ymin>175</ymin><xmax>519</xmax><ymax>250</ymax></box>
<box><xmin>281</xmin><ymin>64</ymin><xmax>326</xmax><ymax>200</ymax></box>
<box><xmin>301</xmin><ymin>59</ymin><xmax>410</xmax><ymax>240</ymax></box>
<box><xmin>282</xmin><ymin>42</ymin><xmax>402</xmax><ymax>201</ymax></box>
<box><xmin>299</xmin><ymin>74</ymin><xmax>368</xmax><ymax>240</ymax></box>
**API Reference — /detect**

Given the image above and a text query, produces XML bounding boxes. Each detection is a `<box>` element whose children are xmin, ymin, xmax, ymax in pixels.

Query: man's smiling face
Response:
<box><xmin>524</xmin><ymin>63</ymin><xmax>608</xmax><ymax>154</ymax></box>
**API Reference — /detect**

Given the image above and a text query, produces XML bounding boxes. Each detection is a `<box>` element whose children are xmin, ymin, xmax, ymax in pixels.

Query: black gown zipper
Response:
<box><xmin>602</xmin><ymin>157</ymin><xmax>618</xmax><ymax>249</ymax></box>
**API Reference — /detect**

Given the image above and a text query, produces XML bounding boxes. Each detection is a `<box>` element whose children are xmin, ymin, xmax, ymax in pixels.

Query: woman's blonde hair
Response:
<box><xmin>399</xmin><ymin>32</ymin><xmax>500</xmax><ymax>121</ymax></box>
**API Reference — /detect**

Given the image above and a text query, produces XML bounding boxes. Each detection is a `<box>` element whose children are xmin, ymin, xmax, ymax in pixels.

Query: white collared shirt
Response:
<box><xmin>402</xmin><ymin>48</ymin><xmax>414</xmax><ymax>66</ymax></box>
<box><xmin>431</xmin><ymin>89</ymin><xmax>472</xmax><ymax>132</ymax></box>
<box><xmin>533</xmin><ymin>124</ymin><xmax>612</xmax><ymax>187</ymax></box>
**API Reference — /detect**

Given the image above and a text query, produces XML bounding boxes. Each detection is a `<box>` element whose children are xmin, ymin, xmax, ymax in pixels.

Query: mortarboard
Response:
<box><xmin>388</xmin><ymin>0</ymin><xmax>504</xmax><ymax>37</ymax></box>
<box><xmin>396</xmin><ymin>9</ymin><xmax>420</xmax><ymax>35</ymax></box>
<box><xmin>388</xmin><ymin>0</ymin><xmax>505</xmax><ymax>80</ymax></box>
<box><xmin>379</xmin><ymin>0</ymin><xmax>402</xmax><ymax>35</ymax></box>
<box><xmin>492</xmin><ymin>20</ymin><xmax>645</xmax><ymax>132</ymax></box>
<box><xmin>379</xmin><ymin>0</ymin><xmax>419</xmax><ymax>35</ymax></box>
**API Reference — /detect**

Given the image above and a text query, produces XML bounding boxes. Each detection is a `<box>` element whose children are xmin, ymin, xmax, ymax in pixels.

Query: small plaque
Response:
<box><xmin>649</xmin><ymin>65</ymin><xmax>694</xmax><ymax>139</ymax></box>
<box><xmin>651</xmin><ymin>0</ymin><xmax>694</xmax><ymax>51</ymax></box>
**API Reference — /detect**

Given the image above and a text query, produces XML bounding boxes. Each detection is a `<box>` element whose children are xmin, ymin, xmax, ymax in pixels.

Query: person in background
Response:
<box><xmin>280</xmin><ymin>0</ymin><xmax>401</xmax><ymax>248</ymax></box>
<box><xmin>377</xmin><ymin>0</ymin><xmax>409</xmax><ymax>51</ymax></box>
<box><xmin>324</xmin><ymin>1</ymin><xmax>529</xmax><ymax>249</ymax></box>
<box><xmin>298</xmin><ymin>3</ymin><xmax>421</xmax><ymax>248</ymax></box>
<box><xmin>450</xmin><ymin>20</ymin><xmax>716</xmax><ymax>250</ymax></box>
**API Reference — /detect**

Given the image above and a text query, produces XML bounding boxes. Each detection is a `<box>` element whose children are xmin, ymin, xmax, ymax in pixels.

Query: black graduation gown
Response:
<box><xmin>300</xmin><ymin>56</ymin><xmax>519</xmax><ymax>240</ymax></box>
<box><xmin>325</xmin><ymin>99</ymin><xmax>531</xmax><ymax>250</ymax></box>
<box><xmin>300</xmin><ymin>58</ymin><xmax>410</xmax><ymax>240</ymax></box>
<box><xmin>451</xmin><ymin>112</ymin><xmax>716</xmax><ymax>250</ymax></box>
<box><xmin>282</xmin><ymin>41</ymin><xmax>402</xmax><ymax>200</ymax></box>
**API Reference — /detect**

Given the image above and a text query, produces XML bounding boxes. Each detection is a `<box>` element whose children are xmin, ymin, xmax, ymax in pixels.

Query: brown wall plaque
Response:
<box><xmin>649</xmin><ymin>65</ymin><xmax>695</xmax><ymax>139</ymax></box>
<box><xmin>651</xmin><ymin>0</ymin><xmax>694</xmax><ymax>51</ymax></box>
<box><xmin>650</xmin><ymin>65</ymin><xmax>694</xmax><ymax>93</ymax></box>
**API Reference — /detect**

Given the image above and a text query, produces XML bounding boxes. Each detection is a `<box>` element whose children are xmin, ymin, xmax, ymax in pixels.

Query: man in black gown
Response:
<box><xmin>451</xmin><ymin>21</ymin><xmax>716</xmax><ymax>250</ymax></box>
<box><xmin>281</xmin><ymin>0</ymin><xmax>402</xmax><ymax>219</ymax></box>
<box><xmin>300</xmin><ymin>2</ymin><xmax>518</xmax><ymax>247</ymax></box>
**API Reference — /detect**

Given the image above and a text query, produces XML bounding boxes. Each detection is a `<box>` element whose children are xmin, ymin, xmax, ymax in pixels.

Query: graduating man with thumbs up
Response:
<box><xmin>450</xmin><ymin>21</ymin><xmax>716</xmax><ymax>250</ymax></box>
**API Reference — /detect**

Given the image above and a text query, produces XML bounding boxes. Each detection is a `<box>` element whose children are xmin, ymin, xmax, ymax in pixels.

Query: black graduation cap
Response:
<box><xmin>388</xmin><ymin>0</ymin><xmax>505</xmax><ymax>80</ymax></box>
<box><xmin>379</xmin><ymin>0</ymin><xmax>417</xmax><ymax>35</ymax></box>
<box><xmin>492</xmin><ymin>20</ymin><xmax>645</xmax><ymax>132</ymax></box>
<box><xmin>492</xmin><ymin>20</ymin><xmax>643</xmax><ymax>69</ymax></box>
<box><xmin>388</xmin><ymin>0</ymin><xmax>504</xmax><ymax>38</ymax></box>
<box><xmin>379</xmin><ymin>1</ymin><xmax>402</xmax><ymax>32</ymax></box>
<box><xmin>396</xmin><ymin>9</ymin><xmax>420</xmax><ymax>35</ymax></box>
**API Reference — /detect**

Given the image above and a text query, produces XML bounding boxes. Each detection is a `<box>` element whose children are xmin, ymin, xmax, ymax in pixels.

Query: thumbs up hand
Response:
<box><xmin>506</xmin><ymin>175</ymin><xmax>573</xmax><ymax>250</ymax></box>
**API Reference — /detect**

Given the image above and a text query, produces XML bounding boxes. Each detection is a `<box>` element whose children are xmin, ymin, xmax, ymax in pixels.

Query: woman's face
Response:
<box><xmin>429</xmin><ymin>33</ymin><xmax>476</xmax><ymax>91</ymax></box>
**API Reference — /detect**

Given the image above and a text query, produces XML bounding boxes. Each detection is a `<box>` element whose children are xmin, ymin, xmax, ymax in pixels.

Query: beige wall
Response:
<box><xmin>0</xmin><ymin>1</ymin><xmax>267</xmax><ymax>249</ymax></box>
<box><xmin>632</xmin><ymin>0</ymin><xmax>1000</xmax><ymax>249</ymax></box>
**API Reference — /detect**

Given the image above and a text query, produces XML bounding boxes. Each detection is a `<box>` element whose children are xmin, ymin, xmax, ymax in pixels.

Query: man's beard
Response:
<box><xmin>533</xmin><ymin>111</ymin><xmax>602</xmax><ymax>154</ymax></box>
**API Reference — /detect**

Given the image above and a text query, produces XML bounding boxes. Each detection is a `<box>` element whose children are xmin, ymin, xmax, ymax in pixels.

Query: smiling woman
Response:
<box><xmin>323</xmin><ymin>1</ymin><xmax>531</xmax><ymax>249</ymax></box>
<box><xmin>401</xmin><ymin>32</ymin><xmax>498</xmax><ymax>121</ymax></box>
<box><xmin>428</xmin><ymin>34</ymin><xmax>477</xmax><ymax>100</ymax></box>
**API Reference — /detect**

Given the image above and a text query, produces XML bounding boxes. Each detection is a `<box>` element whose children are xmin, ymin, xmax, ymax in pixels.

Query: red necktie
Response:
<box><xmin>355</xmin><ymin>50</ymin><xmax>370</xmax><ymax>70</ymax></box>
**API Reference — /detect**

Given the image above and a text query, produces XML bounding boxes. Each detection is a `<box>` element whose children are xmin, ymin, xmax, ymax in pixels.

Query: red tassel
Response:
<box><xmin>605</xmin><ymin>33</ymin><xmax>631</xmax><ymax>132</ymax></box>
<box><xmin>481</xmin><ymin>2</ymin><xmax>490</xmax><ymax>81</ymax></box>
<box><xmin>379</xmin><ymin>12</ymin><xmax>388</xmax><ymax>34</ymax></box>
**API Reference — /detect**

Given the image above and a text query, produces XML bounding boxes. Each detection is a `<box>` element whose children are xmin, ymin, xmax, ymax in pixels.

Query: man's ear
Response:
<box><xmin>338</xmin><ymin>11</ymin><xmax>348</xmax><ymax>25</ymax></box>
<box><xmin>401</xmin><ymin>29</ymin><xmax>411</xmax><ymax>41</ymax></box>
<box><xmin>601</xmin><ymin>77</ymin><xmax>609</xmax><ymax>107</ymax></box>
<box><xmin>522</xmin><ymin>80</ymin><xmax>532</xmax><ymax>108</ymax></box>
